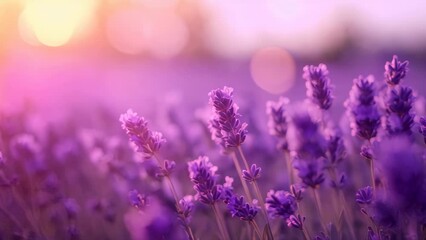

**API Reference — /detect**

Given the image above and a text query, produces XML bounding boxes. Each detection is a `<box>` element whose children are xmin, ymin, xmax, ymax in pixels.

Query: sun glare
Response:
<box><xmin>20</xmin><ymin>0</ymin><xmax>94</xmax><ymax>47</ymax></box>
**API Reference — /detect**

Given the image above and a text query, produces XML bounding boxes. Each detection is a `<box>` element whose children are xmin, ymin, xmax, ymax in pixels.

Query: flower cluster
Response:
<box><xmin>265</xmin><ymin>190</ymin><xmax>297</xmax><ymax>220</ymax></box>
<box><xmin>208</xmin><ymin>86</ymin><xmax>248</xmax><ymax>148</ymax></box>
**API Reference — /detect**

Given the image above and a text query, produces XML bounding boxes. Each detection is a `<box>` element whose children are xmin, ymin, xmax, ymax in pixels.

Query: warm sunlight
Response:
<box><xmin>19</xmin><ymin>0</ymin><xmax>94</xmax><ymax>47</ymax></box>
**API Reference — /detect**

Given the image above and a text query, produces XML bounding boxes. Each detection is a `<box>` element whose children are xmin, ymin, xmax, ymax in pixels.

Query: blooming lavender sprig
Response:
<box><xmin>227</xmin><ymin>195</ymin><xmax>258</xmax><ymax>221</ymax></box>
<box><xmin>345</xmin><ymin>75</ymin><xmax>381</xmax><ymax>141</ymax></box>
<box><xmin>266</xmin><ymin>97</ymin><xmax>290</xmax><ymax>150</ymax></box>
<box><xmin>208</xmin><ymin>86</ymin><xmax>248</xmax><ymax>148</ymax></box>
<box><xmin>384</xmin><ymin>55</ymin><xmax>409</xmax><ymax>86</ymax></box>
<box><xmin>419</xmin><ymin>117</ymin><xmax>426</xmax><ymax>144</ymax></box>
<box><xmin>385</xmin><ymin>86</ymin><xmax>414</xmax><ymax>135</ymax></box>
<box><xmin>188</xmin><ymin>156</ymin><xmax>222</xmax><ymax>205</ymax></box>
<box><xmin>242</xmin><ymin>164</ymin><xmax>261</xmax><ymax>183</ymax></box>
<box><xmin>287</xmin><ymin>214</ymin><xmax>306</xmax><ymax>229</ymax></box>
<box><xmin>303</xmin><ymin>64</ymin><xmax>333</xmax><ymax>110</ymax></box>
<box><xmin>355</xmin><ymin>186</ymin><xmax>373</xmax><ymax>205</ymax></box>
<box><xmin>119</xmin><ymin>109</ymin><xmax>166</xmax><ymax>159</ymax></box>
<box><xmin>178</xmin><ymin>195</ymin><xmax>195</xmax><ymax>225</ymax></box>
<box><xmin>265</xmin><ymin>190</ymin><xmax>297</xmax><ymax>220</ymax></box>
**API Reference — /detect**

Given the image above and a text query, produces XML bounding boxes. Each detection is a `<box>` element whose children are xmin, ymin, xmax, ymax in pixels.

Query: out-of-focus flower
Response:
<box><xmin>178</xmin><ymin>195</ymin><xmax>194</xmax><ymax>225</ymax></box>
<box><xmin>360</xmin><ymin>144</ymin><xmax>374</xmax><ymax>160</ymax></box>
<box><xmin>208</xmin><ymin>86</ymin><xmax>248</xmax><ymax>148</ymax></box>
<box><xmin>384</xmin><ymin>55</ymin><xmax>409</xmax><ymax>86</ymax></box>
<box><xmin>327</xmin><ymin>135</ymin><xmax>346</xmax><ymax>166</ymax></box>
<box><xmin>242</xmin><ymin>164</ymin><xmax>261</xmax><ymax>183</ymax></box>
<box><xmin>188</xmin><ymin>156</ymin><xmax>221</xmax><ymax>205</ymax></box>
<box><xmin>419</xmin><ymin>116</ymin><xmax>426</xmax><ymax>144</ymax></box>
<box><xmin>128</xmin><ymin>190</ymin><xmax>148</xmax><ymax>211</ymax></box>
<box><xmin>345</xmin><ymin>75</ymin><xmax>381</xmax><ymax>141</ymax></box>
<box><xmin>303</xmin><ymin>64</ymin><xmax>333</xmax><ymax>110</ymax></box>
<box><xmin>119</xmin><ymin>109</ymin><xmax>166</xmax><ymax>159</ymax></box>
<box><xmin>385</xmin><ymin>86</ymin><xmax>414</xmax><ymax>135</ymax></box>
<box><xmin>266</xmin><ymin>97</ymin><xmax>290</xmax><ymax>150</ymax></box>
<box><xmin>290</xmin><ymin>184</ymin><xmax>304</xmax><ymax>202</ymax></box>
<box><xmin>356</xmin><ymin>186</ymin><xmax>373</xmax><ymax>205</ymax></box>
<box><xmin>314</xmin><ymin>232</ymin><xmax>330</xmax><ymax>240</ymax></box>
<box><xmin>265</xmin><ymin>190</ymin><xmax>297</xmax><ymax>220</ymax></box>
<box><xmin>367</xmin><ymin>227</ymin><xmax>379</xmax><ymax>240</ymax></box>
<box><xmin>64</xmin><ymin>198</ymin><xmax>79</xmax><ymax>220</ymax></box>
<box><xmin>227</xmin><ymin>195</ymin><xmax>258</xmax><ymax>221</ymax></box>
<box><xmin>371</xmin><ymin>200</ymin><xmax>398</xmax><ymax>228</ymax></box>
<box><xmin>10</xmin><ymin>134</ymin><xmax>40</xmax><ymax>161</ymax></box>
<box><xmin>293</xmin><ymin>159</ymin><xmax>325</xmax><ymax>188</ymax></box>
<box><xmin>377</xmin><ymin>137</ymin><xmax>425</xmax><ymax>212</ymax></box>
<box><xmin>157</xmin><ymin>160</ymin><xmax>176</xmax><ymax>178</ymax></box>
<box><xmin>286</xmin><ymin>214</ymin><xmax>305</xmax><ymax>229</ymax></box>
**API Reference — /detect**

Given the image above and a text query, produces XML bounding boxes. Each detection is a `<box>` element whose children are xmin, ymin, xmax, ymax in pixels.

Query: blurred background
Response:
<box><xmin>0</xmin><ymin>0</ymin><xmax>425</xmax><ymax>119</ymax></box>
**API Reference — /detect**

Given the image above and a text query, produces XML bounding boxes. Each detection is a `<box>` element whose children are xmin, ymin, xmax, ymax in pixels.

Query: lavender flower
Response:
<box><xmin>208</xmin><ymin>86</ymin><xmax>248</xmax><ymax>148</ymax></box>
<box><xmin>227</xmin><ymin>195</ymin><xmax>258</xmax><ymax>221</ymax></box>
<box><xmin>290</xmin><ymin>184</ymin><xmax>304</xmax><ymax>202</ymax></box>
<box><xmin>119</xmin><ymin>109</ymin><xmax>166</xmax><ymax>159</ymax></box>
<box><xmin>303</xmin><ymin>64</ymin><xmax>333</xmax><ymax>110</ymax></box>
<box><xmin>356</xmin><ymin>186</ymin><xmax>373</xmax><ymax>205</ymax></box>
<box><xmin>377</xmin><ymin>137</ymin><xmax>425</xmax><ymax>211</ymax></box>
<box><xmin>265</xmin><ymin>190</ymin><xmax>297</xmax><ymax>220</ymax></box>
<box><xmin>384</xmin><ymin>55</ymin><xmax>409</xmax><ymax>86</ymax></box>
<box><xmin>327</xmin><ymin>135</ymin><xmax>345</xmax><ymax>165</ymax></box>
<box><xmin>419</xmin><ymin>116</ymin><xmax>426</xmax><ymax>144</ymax></box>
<box><xmin>188</xmin><ymin>156</ymin><xmax>221</xmax><ymax>204</ymax></box>
<box><xmin>242</xmin><ymin>164</ymin><xmax>261</xmax><ymax>183</ymax></box>
<box><xmin>385</xmin><ymin>86</ymin><xmax>414</xmax><ymax>135</ymax></box>
<box><xmin>266</xmin><ymin>97</ymin><xmax>290</xmax><ymax>150</ymax></box>
<box><xmin>293</xmin><ymin>159</ymin><xmax>325</xmax><ymax>188</ymax></box>
<box><xmin>178</xmin><ymin>195</ymin><xmax>194</xmax><ymax>225</ymax></box>
<box><xmin>157</xmin><ymin>160</ymin><xmax>176</xmax><ymax>177</ymax></box>
<box><xmin>129</xmin><ymin>190</ymin><xmax>148</xmax><ymax>210</ymax></box>
<box><xmin>345</xmin><ymin>75</ymin><xmax>381</xmax><ymax>140</ymax></box>
<box><xmin>286</xmin><ymin>214</ymin><xmax>305</xmax><ymax>229</ymax></box>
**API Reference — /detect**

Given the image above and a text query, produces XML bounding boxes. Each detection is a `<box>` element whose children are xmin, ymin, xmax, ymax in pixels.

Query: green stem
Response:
<box><xmin>231</xmin><ymin>152</ymin><xmax>253</xmax><ymax>203</ymax></box>
<box><xmin>312</xmin><ymin>187</ymin><xmax>327</xmax><ymax>234</ymax></box>
<box><xmin>250</xmin><ymin>220</ymin><xmax>262</xmax><ymax>239</ymax></box>
<box><xmin>212</xmin><ymin>204</ymin><xmax>230</xmax><ymax>240</ymax></box>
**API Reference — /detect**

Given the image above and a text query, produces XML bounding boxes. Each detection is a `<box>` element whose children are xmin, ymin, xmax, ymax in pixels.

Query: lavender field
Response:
<box><xmin>1</xmin><ymin>1</ymin><xmax>426</xmax><ymax>240</ymax></box>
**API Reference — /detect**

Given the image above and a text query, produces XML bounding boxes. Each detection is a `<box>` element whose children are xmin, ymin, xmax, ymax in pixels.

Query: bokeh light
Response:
<box><xmin>250</xmin><ymin>47</ymin><xmax>296</xmax><ymax>94</ymax></box>
<box><xmin>19</xmin><ymin>0</ymin><xmax>95</xmax><ymax>47</ymax></box>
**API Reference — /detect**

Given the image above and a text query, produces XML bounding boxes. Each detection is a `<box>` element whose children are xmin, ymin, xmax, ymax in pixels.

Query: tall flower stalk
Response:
<box><xmin>120</xmin><ymin>109</ymin><xmax>195</xmax><ymax>240</ymax></box>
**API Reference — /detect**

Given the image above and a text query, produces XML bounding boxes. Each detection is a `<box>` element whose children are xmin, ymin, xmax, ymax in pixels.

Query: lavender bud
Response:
<box><xmin>356</xmin><ymin>186</ymin><xmax>373</xmax><ymax>205</ymax></box>
<box><xmin>286</xmin><ymin>214</ymin><xmax>305</xmax><ymax>229</ymax></box>
<box><xmin>266</xmin><ymin>97</ymin><xmax>290</xmax><ymax>150</ymax></box>
<box><xmin>290</xmin><ymin>184</ymin><xmax>304</xmax><ymax>202</ymax></box>
<box><xmin>265</xmin><ymin>190</ymin><xmax>298</xmax><ymax>220</ymax></box>
<box><xmin>227</xmin><ymin>195</ymin><xmax>258</xmax><ymax>221</ymax></box>
<box><xmin>303</xmin><ymin>64</ymin><xmax>334</xmax><ymax>110</ymax></box>
<box><xmin>242</xmin><ymin>164</ymin><xmax>261</xmax><ymax>183</ymax></box>
<box><xmin>293</xmin><ymin>158</ymin><xmax>325</xmax><ymax>188</ymax></box>
<box><xmin>385</xmin><ymin>86</ymin><xmax>414</xmax><ymax>135</ymax></box>
<box><xmin>188</xmin><ymin>156</ymin><xmax>221</xmax><ymax>205</ymax></box>
<box><xmin>119</xmin><ymin>109</ymin><xmax>166</xmax><ymax>159</ymax></box>
<box><xmin>327</xmin><ymin>135</ymin><xmax>346</xmax><ymax>165</ymax></box>
<box><xmin>360</xmin><ymin>144</ymin><xmax>374</xmax><ymax>160</ymax></box>
<box><xmin>384</xmin><ymin>55</ymin><xmax>408</xmax><ymax>86</ymax></box>
<box><xmin>178</xmin><ymin>195</ymin><xmax>194</xmax><ymax>225</ymax></box>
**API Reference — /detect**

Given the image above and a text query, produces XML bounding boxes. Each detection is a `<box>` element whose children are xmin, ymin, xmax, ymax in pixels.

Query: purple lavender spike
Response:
<box><xmin>227</xmin><ymin>194</ymin><xmax>258</xmax><ymax>221</ymax></box>
<box><xmin>188</xmin><ymin>156</ymin><xmax>222</xmax><ymax>205</ymax></box>
<box><xmin>265</xmin><ymin>190</ymin><xmax>297</xmax><ymax>220</ymax></box>
<box><xmin>128</xmin><ymin>190</ymin><xmax>148</xmax><ymax>210</ymax></box>
<box><xmin>266</xmin><ymin>97</ymin><xmax>290</xmax><ymax>150</ymax></box>
<box><xmin>242</xmin><ymin>164</ymin><xmax>261</xmax><ymax>183</ymax></box>
<box><xmin>384</xmin><ymin>55</ymin><xmax>409</xmax><ymax>86</ymax></box>
<box><xmin>119</xmin><ymin>109</ymin><xmax>166</xmax><ymax>159</ymax></box>
<box><xmin>303</xmin><ymin>64</ymin><xmax>334</xmax><ymax>110</ymax></box>
<box><xmin>208</xmin><ymin>86</ymin><xmax>248</xmax><ymax>148</ymax></box>
<box><xmin>178</xmin><ymin>195</ymin><xmax>194</xmax><ymax>225</ymax></box>
<box><xmin>345</xmin><ymin>75</ymin><xmax>381</xmax><ymax>141</ymax></box>
<box><xmin>385</xmin><ymin>86</ymin><xmax>414</xmax><ymax>135</ymax></box>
